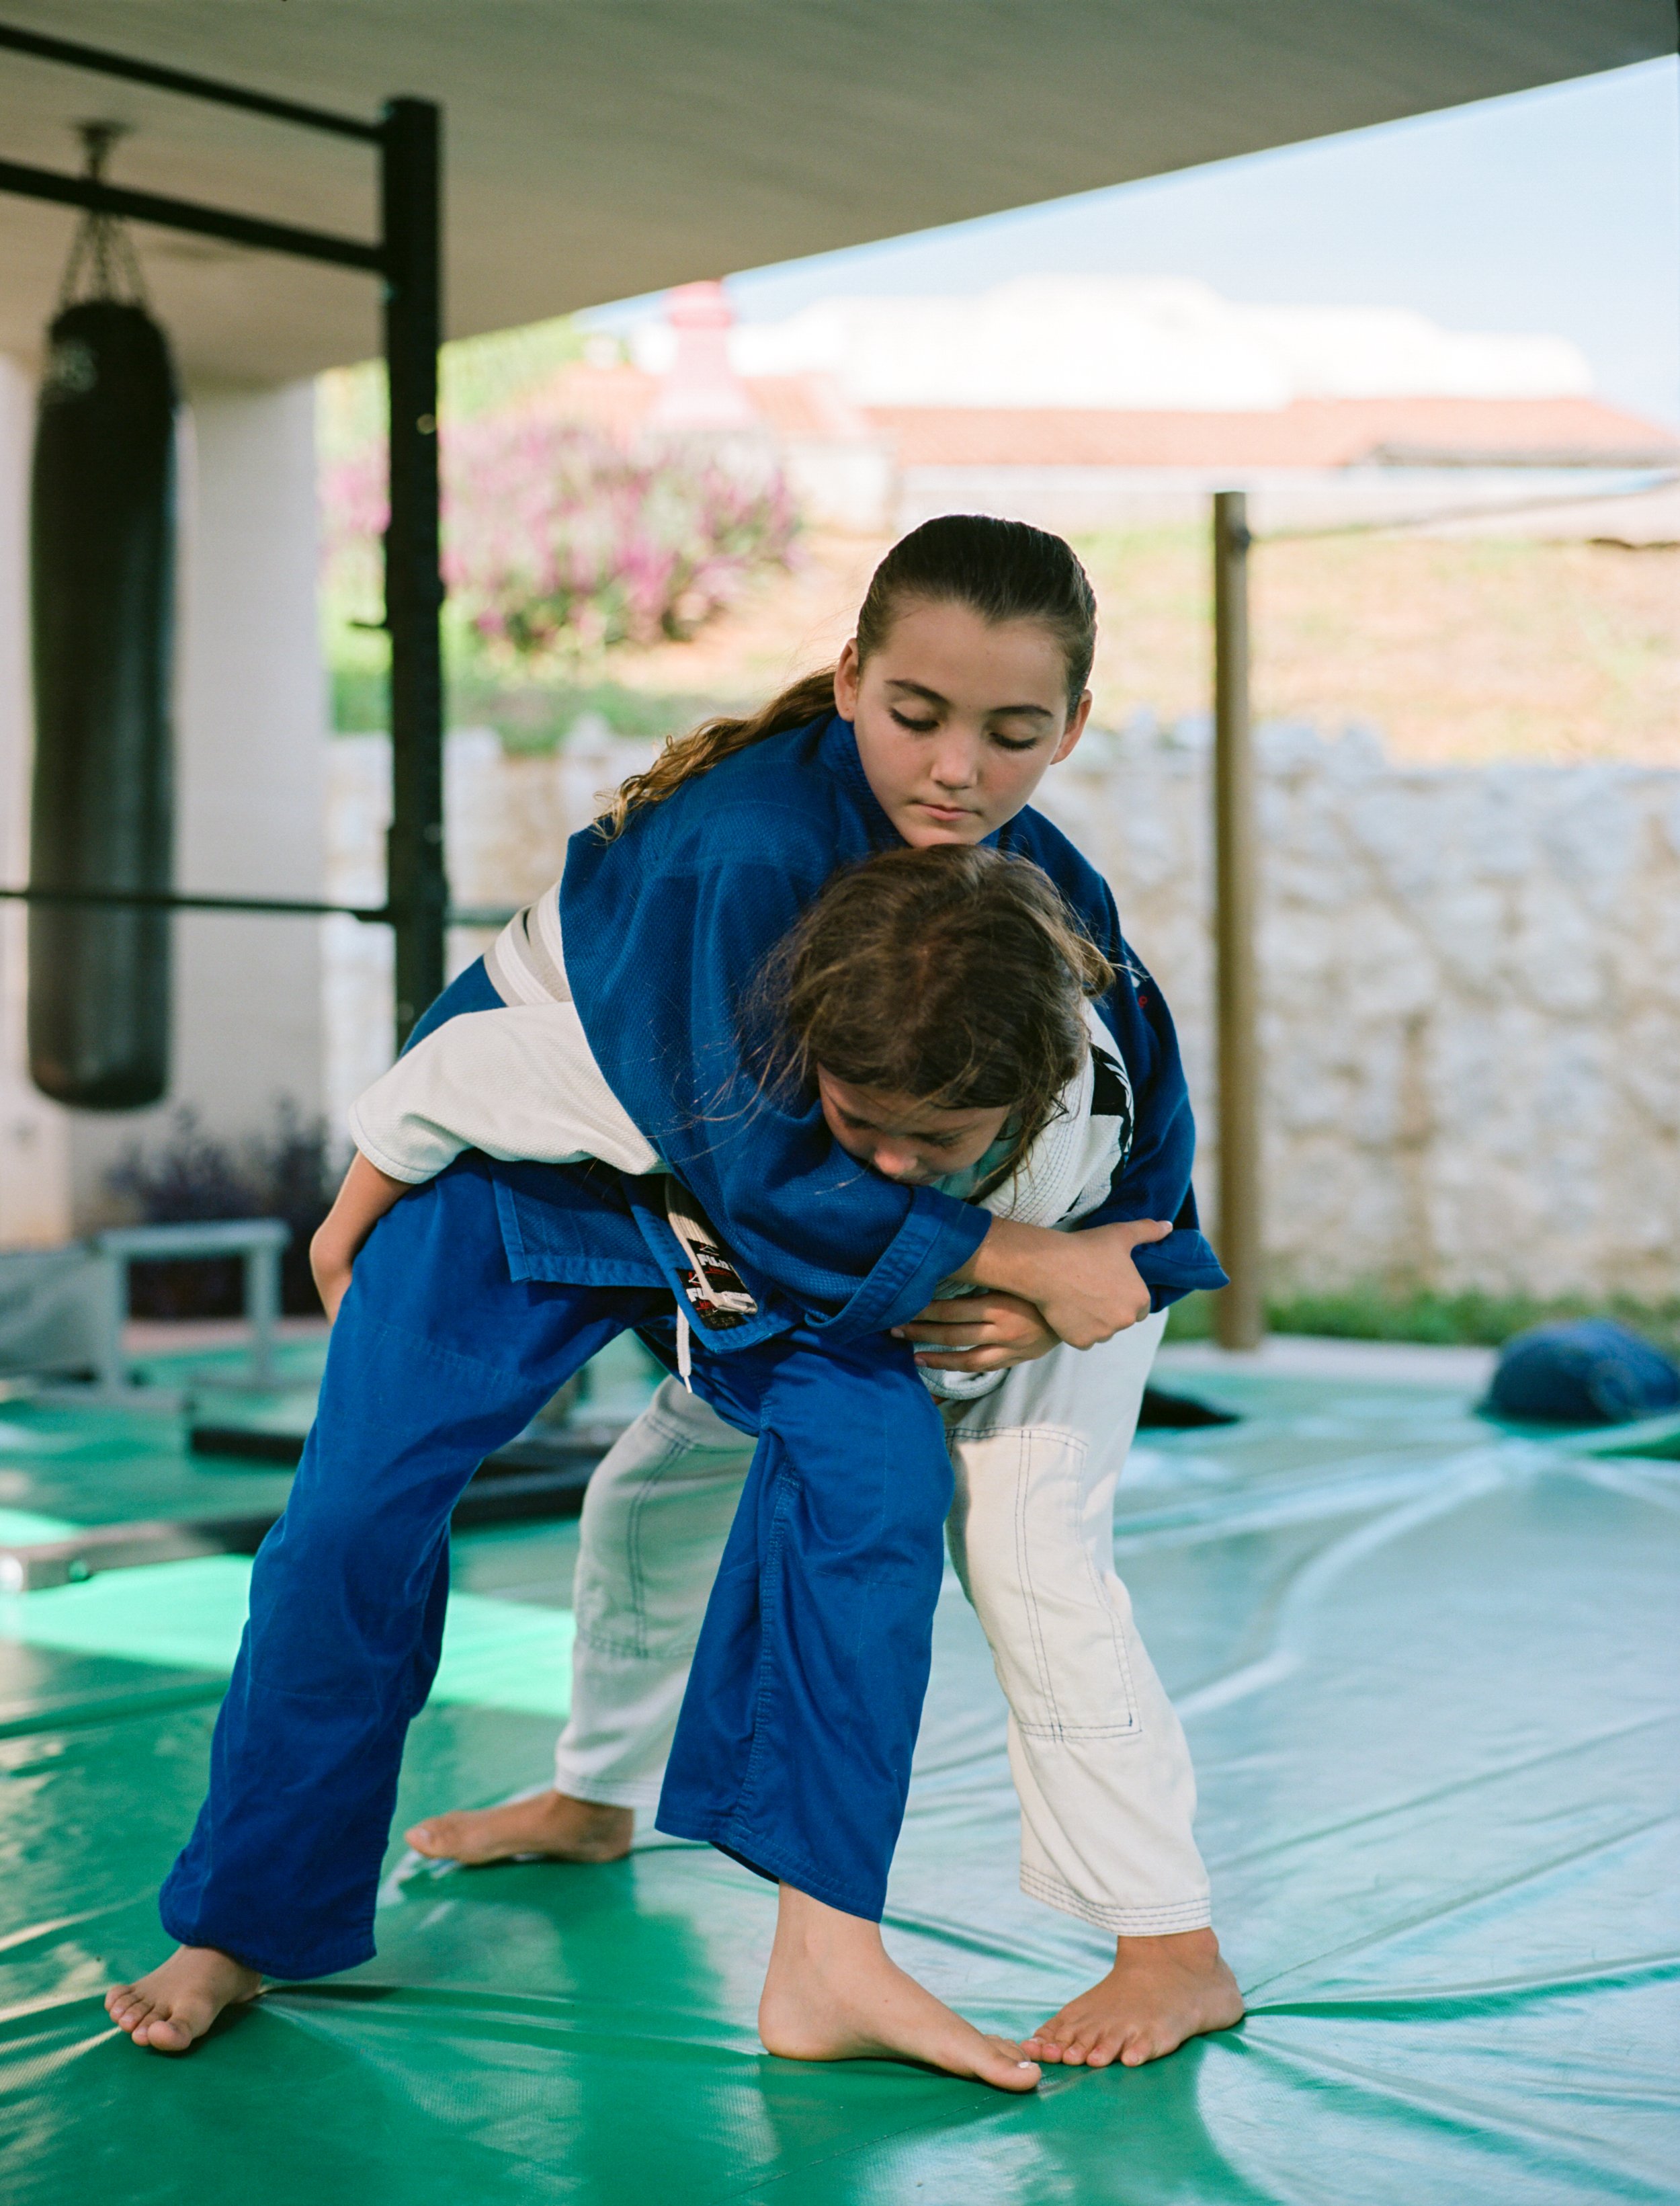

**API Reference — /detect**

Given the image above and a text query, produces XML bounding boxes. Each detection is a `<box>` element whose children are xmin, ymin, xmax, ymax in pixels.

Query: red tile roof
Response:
<box><xmin>527</xmin><ymin>369</ymin><xmax>1677</xmax><ymax>471</ymax></box>
<box><xmin>864</xmin><ymin>395</ymin><xmax>1679</xmax><ymax>470</ymax></box>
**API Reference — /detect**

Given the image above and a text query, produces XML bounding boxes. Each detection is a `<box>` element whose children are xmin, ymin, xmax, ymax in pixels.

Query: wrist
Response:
<box><xmin>967</xmin><ymin>1217</ymin><xmax>1054</xmax><ymax>1299</ymax></box>
<box><xmin>310</xmin><ymin>1221</ymin><xmax>353</xmax><ymax>1277</ymax></box>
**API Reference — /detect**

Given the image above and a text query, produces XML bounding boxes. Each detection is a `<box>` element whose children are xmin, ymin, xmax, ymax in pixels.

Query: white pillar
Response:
<box><xmin>0</xmin><ymin>368</ymin><xmax>329</xmax><ymax>1243</ymax></box>
<box><xmin>0</xmin><ymin>353</ymin><xmax>73</xmax><ymax>1246</ymax></box>
<box><xmin>57</xmin><ymin>380</ymin><xmax>329</xmax><ymax>1226</ymax></box>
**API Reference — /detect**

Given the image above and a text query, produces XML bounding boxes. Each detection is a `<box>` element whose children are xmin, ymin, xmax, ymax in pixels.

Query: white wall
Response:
<box><xmin>0</xmin><ymin>368</ymin><xmax>329</xmax><ymax>1238</ymax></box>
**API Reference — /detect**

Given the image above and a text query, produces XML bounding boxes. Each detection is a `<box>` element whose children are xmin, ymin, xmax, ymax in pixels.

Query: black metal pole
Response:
<box><xmin>0</xmin><ymin>20</ymin><xmax>380</xmax><ymax>140</ymax></box>
<box><xmin>380</xmin><ymin>97</ymin><xmax>446</xmax><ymax>1048</ymax></box>
<box><xmin>0</xmin><ymin>26</ymin><xmax>452</xmax><ymax>1045</ymax></box>
<box><xmin>0</xmin><ymin>883</ymin><xmax>388</xmax><ymax>920</ymax></box>
<box><xmin>0</xmin><ymin>156</ymin><xmax>380</xmax><ymax>270</ymax></box>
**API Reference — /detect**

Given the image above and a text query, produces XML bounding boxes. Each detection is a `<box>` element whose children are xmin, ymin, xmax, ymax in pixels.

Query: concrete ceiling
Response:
<box><xmin>0</xmin><ymin>1</ymin><xmax>1671</xmax><ymax>387</ymax></box>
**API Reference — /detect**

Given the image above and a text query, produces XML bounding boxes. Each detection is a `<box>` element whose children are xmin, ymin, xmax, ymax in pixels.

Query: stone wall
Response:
<box><xmin>327</xmin><ymin>722</ymin><xmax>1680</xmax><ymax>1303</ymax></box>
<box><xmin>1040</xmin><ymin>721</ymin><xmax>1680</xmax><ymax>1304</ymax></box>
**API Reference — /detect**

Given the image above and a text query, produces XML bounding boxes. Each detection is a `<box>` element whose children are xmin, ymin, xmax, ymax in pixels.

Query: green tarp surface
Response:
<box><xmin>1</xmin><ymin>1365</ymin><xmax>1675</xmax><ymax>2201</ymax></box>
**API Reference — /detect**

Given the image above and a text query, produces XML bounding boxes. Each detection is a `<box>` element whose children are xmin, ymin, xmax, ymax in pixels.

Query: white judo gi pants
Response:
<box><xmin>552</xmin><ymin>1309</ymin><xmax>1211</xmax><ymax>1935</ymax></box>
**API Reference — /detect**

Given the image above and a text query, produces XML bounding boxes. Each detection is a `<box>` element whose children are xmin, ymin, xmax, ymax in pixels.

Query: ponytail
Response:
<box><xmin>595</xmin><ymin>667</ymin><xmax>835</xmax><ymax>840</ymax></box>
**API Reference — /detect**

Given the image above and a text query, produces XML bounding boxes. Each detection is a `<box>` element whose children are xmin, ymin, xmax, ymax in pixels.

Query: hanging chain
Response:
<box><xmin>57</xmin><ymin>120</ymin><xmax>150</xmax><ymax>310</ymax></box>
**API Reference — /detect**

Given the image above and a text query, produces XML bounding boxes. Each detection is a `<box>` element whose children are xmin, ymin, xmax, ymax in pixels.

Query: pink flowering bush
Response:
<box><xmin>321</xmin><ymin>409</ymin><xmax>798</xmax><ymax>665</ymax></box>
<box><xmin>319</xmin><ymin>442</ymin><xmax>387</xmax><ymax>621</ymax></box>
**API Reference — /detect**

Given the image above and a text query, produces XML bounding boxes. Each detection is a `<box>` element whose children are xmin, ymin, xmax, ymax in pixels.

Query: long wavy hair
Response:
<box><xmin>596</xmin><ymin>514</ymin><xmax>1097</xmax><ymax>838</ymax></box>
<box><xmin>752</xmin><ymin>844</ymin><xmax>1113</xmax><ymax>1173</ymax></box>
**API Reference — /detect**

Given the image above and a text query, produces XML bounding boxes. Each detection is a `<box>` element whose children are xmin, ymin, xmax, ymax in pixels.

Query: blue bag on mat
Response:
<box><xmin>1486</xmin><ymin>1318</ymin><xmax>1680</xmax><ymax>1425</ymax></box>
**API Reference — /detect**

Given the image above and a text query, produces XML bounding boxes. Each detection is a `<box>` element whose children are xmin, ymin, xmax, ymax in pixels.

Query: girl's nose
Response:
<box><xmin>872</xmin><ymin>1141</ymin><xmax>923</xmax><ymax>1182</ymax></box>
<box><xmin>929</xmin><ymin>736</ymin><xmax>980</xmax><ymax>788</ymax></box>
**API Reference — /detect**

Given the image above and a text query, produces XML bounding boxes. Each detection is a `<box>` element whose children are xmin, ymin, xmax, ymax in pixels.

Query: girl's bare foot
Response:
<box><xmin>759</xmin><ymin>1883</ymin><xmax>1040</xmax><ymax>2093</ymax></box>
<box><xmin>104</xmin><ymin>1946</ymin><xmax>261</xmax><ymax>2053</ymax></box>
<box><xmin>1021</xmin><ymin>1927</ymin><xmax>1244</xmax><ymax>2068</ymax></box>
<box><xmin>404</xmin><ymin>1789</ymin><xmax>634</xmax><ymax>1866</ymax></box>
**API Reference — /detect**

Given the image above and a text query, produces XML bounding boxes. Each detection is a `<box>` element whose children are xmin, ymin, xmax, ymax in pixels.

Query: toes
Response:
<box><xmin>1038</xmin><ymin>2033</ymin><xmax>1086</xmax><ymax>2065</ymax></box>
<box><xmin>1072</xmin><ymin>2027</ymin><xmax>1127</xmax><ymax>2070</ymax></box>
<box><xmin>1050</xmin><ymin>2027</ymin><xmax>1108</xmax><ymax>2068</ymax></box>
<box><xmin>138</xmin><ymin>2013</ymin><xmax>196</xmax><ymax>2054</ymax></box>
<box><xmin>974</xmin><ymin>2037</ymin><xmax>1042</xmax><ymax>2092</ymax></box>
<box><xmin>407</xmin><ymin>1820</ymin><xmax>469</xmax><ymax>1861</ymax></box>
<box><xmin>1021</xmin><ymin>2027</ymin><xmax>1064</xmax><ymax>2057</ymax></box>
<box><xmin>1025</xmin><ymin>2010</ymin><xmax>1082</xmax><ymax>2057</ymax></box>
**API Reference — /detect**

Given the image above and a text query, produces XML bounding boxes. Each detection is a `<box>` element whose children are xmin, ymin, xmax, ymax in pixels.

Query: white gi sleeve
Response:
<box><xmin>348</xmin><ymin>1004</ymin><xmax>660</xmax><ymax>1184</ymax></box>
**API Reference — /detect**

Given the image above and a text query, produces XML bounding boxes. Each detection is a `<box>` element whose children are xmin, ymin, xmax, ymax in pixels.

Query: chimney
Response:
<box><xmin>648</xmin><ymin>280</ymin><xmax>761</xmax><ymax>431</ymax></box>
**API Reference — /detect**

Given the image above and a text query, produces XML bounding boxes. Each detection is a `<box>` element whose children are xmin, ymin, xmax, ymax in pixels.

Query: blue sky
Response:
<box><xmin>601</xmin><ymin>59</ymin><xmax>1680</xmax><ymax>429</ymax></box>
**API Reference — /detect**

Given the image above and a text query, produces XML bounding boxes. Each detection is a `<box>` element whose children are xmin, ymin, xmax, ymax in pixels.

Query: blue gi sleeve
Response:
<box><xmin>563</xmin><ymin>807</ymin><xmax>989</xmax><ymax>1335</ymax></box>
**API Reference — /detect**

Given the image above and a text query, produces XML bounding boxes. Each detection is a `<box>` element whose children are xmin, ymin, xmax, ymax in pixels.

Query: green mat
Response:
<box><xmin>1</xmin><ymin>1373</ymin><xmax>1676</xmax><ymax>2202</ymax></box>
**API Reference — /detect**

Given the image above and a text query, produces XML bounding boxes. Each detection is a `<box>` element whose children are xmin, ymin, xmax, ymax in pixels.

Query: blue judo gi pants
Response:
<box><xmin>159</xmin><ymin>1152</ymin><xmax>954</xmax><ymax>1979</ymax></box>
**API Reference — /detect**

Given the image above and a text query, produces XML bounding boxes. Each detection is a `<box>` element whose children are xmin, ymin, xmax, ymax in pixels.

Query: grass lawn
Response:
<box><xmin>329</xmin><ymin>524</ymin><xmax>1680</xmax><ymax>772</ymax></box>
<box><xmin>1167</xmin><ymin>1282</ymin><xmax>1680</xmax><ymax>1360</ymax></box>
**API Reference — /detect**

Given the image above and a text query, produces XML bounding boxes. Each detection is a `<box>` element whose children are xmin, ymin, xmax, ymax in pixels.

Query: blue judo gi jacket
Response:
<box><xmin>515</xmin><ymin>710</ymin><xmax>1226</xmax><ymax>1344</ymax></box>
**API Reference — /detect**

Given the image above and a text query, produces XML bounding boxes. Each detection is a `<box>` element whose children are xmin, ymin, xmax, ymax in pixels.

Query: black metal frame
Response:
<box><xmin>0</xmin><ymin>19</ymin><xmax>452</xmax><ymax>1044</ymax></box>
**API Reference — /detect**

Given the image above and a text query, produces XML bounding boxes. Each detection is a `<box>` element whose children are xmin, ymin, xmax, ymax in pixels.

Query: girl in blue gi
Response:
<box><xmin>107</xmin><ymin>516</ymin><xmax>1237</xmax><ymax>2084</ymax></box>
<box><xmin>350</xmin><ymin>843</ymin><xmax>1242</xmax><ymax>2072</ymax></box>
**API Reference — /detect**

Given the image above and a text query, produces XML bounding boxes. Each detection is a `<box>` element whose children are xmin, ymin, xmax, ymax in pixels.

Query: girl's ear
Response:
<box><xmin>833</xmin><ymin>639</ymin><xmax>862</xmax><ymax>719</ymax></box>
<box><xmin>1051</xmin><ymin>690</ymin><xmax>1093</xmax><ymax>766</ymax></box>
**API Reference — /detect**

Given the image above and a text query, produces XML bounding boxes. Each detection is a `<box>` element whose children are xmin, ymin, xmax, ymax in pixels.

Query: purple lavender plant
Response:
<box><xmin>108</xmin><ymin>1102</ymin><xmax>338</xmax><ymax>1317</ymax></box>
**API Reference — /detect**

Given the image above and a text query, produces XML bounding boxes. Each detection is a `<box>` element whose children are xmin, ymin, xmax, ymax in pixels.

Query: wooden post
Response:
<box><xmin>1212</xmin><ymin>491</ymin><xmax>1263</xmax><ymax>1350</ymax></box>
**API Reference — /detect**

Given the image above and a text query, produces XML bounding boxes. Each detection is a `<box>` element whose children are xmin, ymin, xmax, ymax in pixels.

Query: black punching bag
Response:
<box><xmin>29</xmin><ymin>179</ymin><xmax>179</xmax><ymax>1109</ymax></box>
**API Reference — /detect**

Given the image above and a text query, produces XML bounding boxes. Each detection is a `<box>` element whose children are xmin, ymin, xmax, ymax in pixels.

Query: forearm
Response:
<box><xmin>310</xmin><ymin>1151</ymin><xmax>409</xmax><ymax>1319</ymax></box>
<box><xmin>892</xmin><ymin>1289</ymin><xmax>1060</xmax><ymax>1374</ymax></box>
<box><xmin>954</xmin><ymin>1215</ymin><xmax>1067</xmax><ymax>1303</ymax></box>
<box><xmin>954</xmin><ymin>1214</ymin><xmax>1170</xmax><ymax>1348</ymax></box>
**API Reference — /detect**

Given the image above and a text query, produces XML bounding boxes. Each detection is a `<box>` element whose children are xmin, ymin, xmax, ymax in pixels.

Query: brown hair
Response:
<box><xmin>597</xmin><ymin>515</ymin><xmax>1097</xmax><ymax>838</ymax></box>
<box><xmin>756</xmin><ymin>844</ymin><xmax>1114</xmax><ymax>1174</ymax></box>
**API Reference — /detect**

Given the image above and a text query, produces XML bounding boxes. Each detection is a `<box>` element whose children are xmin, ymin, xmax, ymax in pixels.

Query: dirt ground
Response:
<box><xmin>585</xmin><ymin>523</ymin><xmax>1679</xmax><ymax>766</ymax></box>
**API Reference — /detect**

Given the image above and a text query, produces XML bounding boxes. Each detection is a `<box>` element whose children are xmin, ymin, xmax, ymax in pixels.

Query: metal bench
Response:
<box><xmin>91</xmin><ymin>1219</ymin><xmax>292</xmax><ymax>1391</ymax></box>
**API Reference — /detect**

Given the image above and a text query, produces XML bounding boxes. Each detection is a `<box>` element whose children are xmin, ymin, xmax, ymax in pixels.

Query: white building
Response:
<box><xmin>617</xmin><ymin>275</ymin><xmax>1677</xmax><ymax>533</ymax></box>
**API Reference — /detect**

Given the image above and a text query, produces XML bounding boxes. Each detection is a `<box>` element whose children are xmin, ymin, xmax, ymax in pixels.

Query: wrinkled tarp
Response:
<box><xmin>1</xmin><ymin>1364</ymin><xmax>1675</xmax><ymax>2203</ymax></box>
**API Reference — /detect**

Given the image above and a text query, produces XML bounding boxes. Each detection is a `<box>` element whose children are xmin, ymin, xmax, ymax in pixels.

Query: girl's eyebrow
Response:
<box><xmin>884</xmin><ymin>678</ymin><xmax>1052</xmax><ymax>722</ymax></box>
